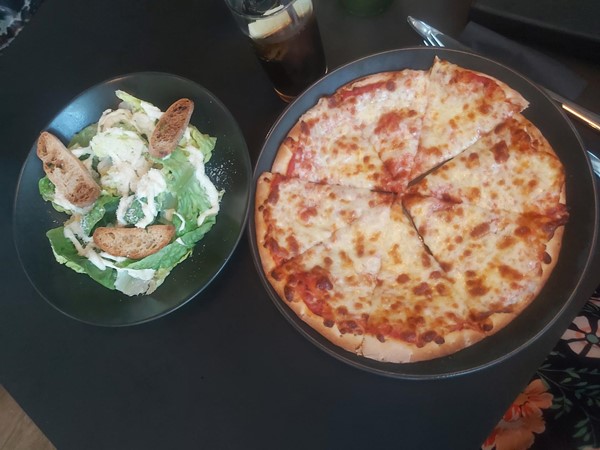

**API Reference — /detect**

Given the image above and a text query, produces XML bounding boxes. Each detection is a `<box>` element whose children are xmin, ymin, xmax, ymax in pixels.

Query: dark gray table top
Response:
<box><xmin>1</xmin><ymin>1</ymin><xmax>599</xmax><ymax>449</ymax></box>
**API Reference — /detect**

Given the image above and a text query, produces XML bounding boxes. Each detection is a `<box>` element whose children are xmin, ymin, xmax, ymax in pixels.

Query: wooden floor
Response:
<box><xmin>0</xmin><ymin>386</ymin><xmax>55</xmax><ymax>450</ymax></box>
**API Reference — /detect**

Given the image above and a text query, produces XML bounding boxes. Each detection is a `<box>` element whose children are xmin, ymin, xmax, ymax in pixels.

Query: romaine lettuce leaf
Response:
<box><xmin>115</xmin><ymin>90</ymin><xmax>145</xmax><ymax>112</ymax></box>
<box><xmin>39</xmin><ymin>176</ymin><xmax>55</xmax><ymax>202</ymax></box>
<box><xmin>38</xmin><ymin>177</ymin><xmax>73</xmax><ymax>214</ymax></box>
<box><xmin>47</xmin><ymin>227</ymin><xmax>116</xmax><ymax>290</ymax></box>
<box><xmin>80</xmin><ymin>195</ymin><xmax>120</xmax><ymax>235</ymax></box>
<box><xmin>115</xmin><ymin>90</ymin><xmax>162</xmax><ymax>120</ymax></box>
<box><xmin>160</xmin><ymin>149</ymin><xmax>213</xmax><ymax>235</ymax></box>
<box><xmin>68</xmin><ymin>123</ymin><xmax>98</xmax><ymax>148</ymax></box>
<box><xmin>122</xmin><ymin>198</ymin><xmax>146</xmax><ymax>226</ymax></box>
<box><xmin>189</xmin><ymin>125</ymin><xmax>216</xmax><ymax>162</ymax></box>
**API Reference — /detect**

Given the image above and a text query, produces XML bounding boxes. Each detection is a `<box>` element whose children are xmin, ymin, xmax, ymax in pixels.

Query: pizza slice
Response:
<box><xmin>272</xmin><ymin>120</ymin><xmax>398</xmax><ymax>192</ymax></box>
<box><xmin>267</xmin><ymin>205</ymin><xmax>394</xmax><ymax>353</ymax></box>
<box><xmin>410</xmin><ymin>57</ymin><xmax>528</xmax><ymax>179</ymax></box>
<box><xmin>272</xmin><ymin>71</ymin><xmax>430</xmax><ymax>193</ymax></box>
<box><xmin>361</xmin><ymin>202</ymin><xmax>480</xmax><ymax>363</ymax></box>
<box><xmin>255</xmin><ymin>172</ymin><xmax>394</xmax><ymax>275</ymax></box>
<box><xmin>327</xmin><ymin>70</ymin><xmax>429</xmax><ymax>191</ymax></box>
<box><xmin>409</xmin><ymin>114</ymin><xmax>568</xmax><ymax>218</ymax></box>
<box><xmin>404</xmin><ymin>194</ymin><xmax>567</xmax><ymax>334</ymax></box>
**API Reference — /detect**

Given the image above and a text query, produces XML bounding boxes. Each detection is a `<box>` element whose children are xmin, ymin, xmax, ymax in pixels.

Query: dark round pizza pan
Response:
<box><xmin>248</xmin><ymin>47</ymin><xmax>600</xmax><ymax>379</ymax></box>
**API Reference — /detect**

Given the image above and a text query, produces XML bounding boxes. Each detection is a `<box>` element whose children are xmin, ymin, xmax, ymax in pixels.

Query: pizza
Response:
<box><xmin>254</xmin><ymin>57</ymin><xmax>568</xmax><ymax>363</ymax></box>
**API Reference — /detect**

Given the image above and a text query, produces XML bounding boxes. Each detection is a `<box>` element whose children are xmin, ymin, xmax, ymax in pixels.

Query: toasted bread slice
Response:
<box><xmin>93</xmin><ymin>224</ymin><xmax>175</xmax><ymax>259</ymax></box>
<box><xmin>36</xmin><ymin>131</ymin><xmax>101</xmax><ymax>208</ymax></box>
<box><xmin>149</xmin><ymin>98</ymin><xmax>194</xmax><ymax>158</ymax></box>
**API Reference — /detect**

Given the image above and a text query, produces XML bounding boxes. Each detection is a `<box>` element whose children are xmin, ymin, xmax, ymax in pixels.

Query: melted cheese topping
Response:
<box><xmin>404</xmin><ymin>196</ymin><xmax>548</xmax><ymax>314</ymax></box>
<box><xmin>410</xmin><ymin>114</ymin><xmax>565</xmax><ymax>217</ymax></box>
<box><xmin>257</xmin><ymin>173</ymin><xmax>393</xmax><ymax>273</ymax></box>
<box><xmin>412</xmin><ymin>57</ymin><xmax>528</xmax><ymax>176</ymax></box>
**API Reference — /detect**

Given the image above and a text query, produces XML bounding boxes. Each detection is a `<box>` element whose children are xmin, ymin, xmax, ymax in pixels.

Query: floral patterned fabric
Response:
<box><xmin>484</xmin><ymin>286</ymin><xmax>600</xmax><ymax>450</ymax></box>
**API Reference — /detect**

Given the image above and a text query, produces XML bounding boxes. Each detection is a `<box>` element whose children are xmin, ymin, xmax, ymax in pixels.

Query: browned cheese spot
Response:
<box><xmin>468</xmin><ymin>187</ymin><xmax>481</xmax><ymax>201</ymax></box>
<box><xmin>515</xmin><ymin>225</ymin><xmax>531</xmax><ymax>237</ymax></box>
<box><xmin>421</xmin><ymin>252</ymin><xmax>432</xmax><ymax>268</ymax></box>
<box><xmin>400</xmin><ymin>330</ymin><xmax>417</xmax><ymax>343</ymax></box>
<box><xmin>528</xmin><ymin>179</ymin><xmax>539</xmax><ymax>191</ymax></box>
<box><xmin>337</xmin><ymin>306</ymin><xmax>348</xmax><ymax>315</ymax></box>
<box><xmin>480</xmin><ymin>320</ymin><xmax>494</xmax><ymax>332</ymax></box>
<box><xmin>466</xmin><ymin>277</ymin><xmax>489</xmax><ymax>296</ymax></box>
<box><xmin>543</xmin><ymin>252</ymin><xmax>552</xmax><ymax>264</ymax></box>
<box><xmin>497</xmin><ymin>236</ymin><xmax>516</xmax><ymax>249</ymax></box>
<box><xmin>284</xmin><ymin>285</ymin><xmax>295</xmax><ymax>302</ymax></box>
<box><xmin>284</xmin><ymin>235</ymin><xmax>298</xmax><ymax>255</ymax></box>
<box><xmin>498</xmin><ymin>264</ymin><xmax>523</xmax><ymax>281</ymax></box>
<box><xmin>478</xmin><ymin>100</ymin><xmax>492</xmax><ymax>115</ymax></box>
<box><xmin>466</xmin><ymin>152</ymin><xmax>480</xmax><ymax>168</ymax></box>
<box><xmin>299</xmin><ymin>206</ymin><xmax>317</xmax><ymax>222</ymax></box>
<box><xmin>436</xmin><ymin>283</ymin><xmax>448</xmax><ymax>296</ymax></box>
<box><xmin>440</xmin><ymin>261</ymin><xmax>453</xmax><ymax>272</ymax></box>
<box><xmin>397</xmin><ymin>273</ymin><xmax>410</xmax><ymax>284</ymax></box>
<box><xmin>317</xmin><ymin>276</ymin><xmax>333</xmax><ymax>291</ymax></box>
<box><xmin>470</xmin><ymin>222</ymin><xmax>491</xmax><ymax>238</ymax></box>
<box><xmin>413</xmin><ymin>282</ymin><xmax>433</xmax><ymax>297</ymax></box>
<box><xmin>338</xmin><ymin>320</ymin><xmax>360</xmax><ymax>334</ymax></box>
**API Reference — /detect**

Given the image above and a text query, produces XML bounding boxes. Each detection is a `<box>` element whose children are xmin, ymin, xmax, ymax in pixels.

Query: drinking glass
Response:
<box><xmin>225</xmin><ymin>0</ymin><xmax>327</xmax><ymax>102</ymax></box>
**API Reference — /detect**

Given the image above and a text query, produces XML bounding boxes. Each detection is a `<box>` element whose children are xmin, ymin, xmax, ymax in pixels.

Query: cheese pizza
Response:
<box><xmin>254</xmin><ymin>57</ymin><xmax>568</xmax><ymax>363</ymax></box>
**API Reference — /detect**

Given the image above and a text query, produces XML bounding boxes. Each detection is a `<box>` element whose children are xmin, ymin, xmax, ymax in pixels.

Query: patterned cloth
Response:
<box><xmin>484</xmin><ymin>286</ymin><xmax>600</xmax><ymax>450</ymax></box>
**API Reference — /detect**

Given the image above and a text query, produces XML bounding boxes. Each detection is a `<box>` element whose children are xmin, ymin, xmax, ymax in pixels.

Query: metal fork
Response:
<box><xmin>421</xmin><ymin>36</ymin><xmax>600</xmax><ymax>177</ymax></box>
<box><xmin>422</xmin><ymin>37</ymin><xmax>439</xmax><ymax>47</ymax></box>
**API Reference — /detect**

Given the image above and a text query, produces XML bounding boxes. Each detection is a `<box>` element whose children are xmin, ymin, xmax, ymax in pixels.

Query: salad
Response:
<box><xmin>38</xmin><ymin>91</ymin><xmax>223</xmax><ymax>296</ymax></box>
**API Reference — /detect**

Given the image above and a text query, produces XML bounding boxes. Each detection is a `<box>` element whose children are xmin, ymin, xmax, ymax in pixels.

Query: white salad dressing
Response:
<box><xmin>115</xmin><ymin>168</ymin><xmax>167</xmax><ymax>227</ymax></box>
<box><xmin>185</xmin><ymin>144</ymin><xmax>221</xmax><ymax>225</ymax></box>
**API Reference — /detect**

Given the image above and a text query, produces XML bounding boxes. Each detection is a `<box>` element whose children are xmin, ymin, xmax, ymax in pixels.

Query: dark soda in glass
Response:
<box><xmin>246</xmin><ymin>2</ymin><xmax>327</xmax><ymax>101</ymax></box>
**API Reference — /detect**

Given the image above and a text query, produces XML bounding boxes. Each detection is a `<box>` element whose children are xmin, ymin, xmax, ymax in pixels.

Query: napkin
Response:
<box><xmin>459</xmin><ymin>21</ymin><xmax>587</xmax><ymax>101</ymax></box>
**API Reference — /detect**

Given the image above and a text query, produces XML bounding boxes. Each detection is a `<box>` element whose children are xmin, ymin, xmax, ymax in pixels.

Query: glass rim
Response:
<box><xmin>224</xmin><ymin>0</ymin><xmax>309</xmax><ymax>20</ymax></box>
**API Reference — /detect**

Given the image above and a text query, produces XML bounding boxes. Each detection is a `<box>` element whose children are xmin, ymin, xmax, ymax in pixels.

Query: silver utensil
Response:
<box><xmin>408</xmin><ymin>16</ymin><xmax>600</xmax><ymax>177</ymax></box>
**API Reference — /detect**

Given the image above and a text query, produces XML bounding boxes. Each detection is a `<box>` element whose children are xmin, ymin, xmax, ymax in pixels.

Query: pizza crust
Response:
<box><xmin>361</xmin><ymin>327</ymin><xmax>488</xmax><ymax>363</ymax></box>
<box><xmin>254</xmin><ymin>172</ymin><xmax>280</xmax><ymax>277</ymax></box>
<box><xmin>266</xmin><ymin>267</ymin><xmax>365</xmax><ymax>353</ymax></box>
<box><xmin>271</xmin><ymin>131</ymin><xmax>299</xmax><ymax>176</ymax></box>
<box><xmin>290</xmin><ymin>299</ymin><xmax>365</xmax><ymax>353</ymax></box>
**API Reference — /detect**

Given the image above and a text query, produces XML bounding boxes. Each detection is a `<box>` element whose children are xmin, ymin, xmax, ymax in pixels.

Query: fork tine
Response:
<box><xmin>430</xmin><ymin>33</ymin><xmax>444</xmax><ymax>46</ymax></box>
<box><xmin>423</xmin><ymin>39</ymin><xmax>431</xmax><ymax>46</ymax></box>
